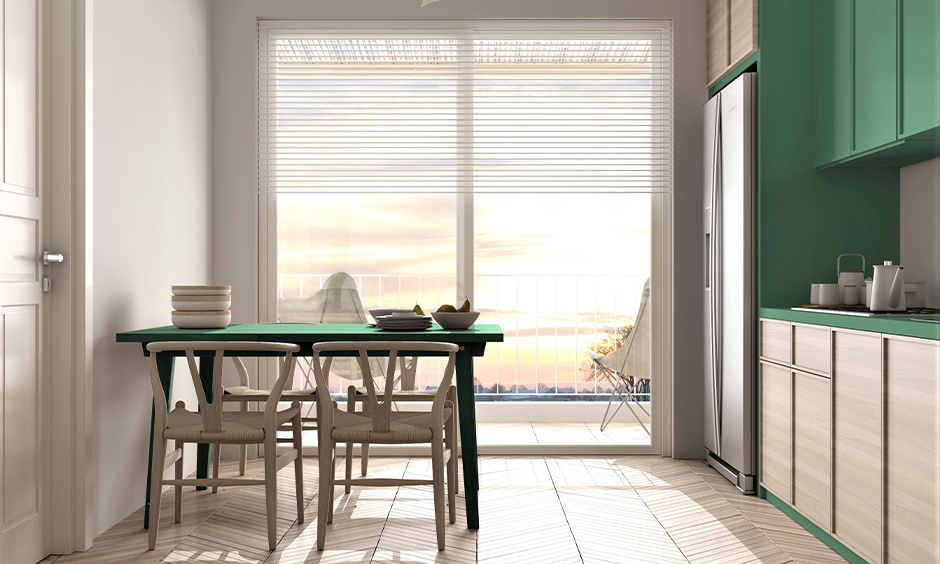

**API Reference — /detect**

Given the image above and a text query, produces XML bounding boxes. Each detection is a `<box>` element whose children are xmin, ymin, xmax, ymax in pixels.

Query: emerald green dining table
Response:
<box><xmin>116</xmin><ymin>323</ymin><xmax>504</xmax><ymax>530</ymax></box>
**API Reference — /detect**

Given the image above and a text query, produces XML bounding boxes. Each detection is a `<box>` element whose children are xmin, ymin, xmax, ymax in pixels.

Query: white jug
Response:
<box><xmin>870</xmin><ymin>261</ymin><xmax>906</xmax><ymax>312</ymax></box>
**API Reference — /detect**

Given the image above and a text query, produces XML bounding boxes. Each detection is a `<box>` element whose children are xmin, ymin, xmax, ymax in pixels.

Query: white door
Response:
<box><xmin>0</xmin><ymin>1</ymin><xmax>46</xmax><ymax>562</ymax></box>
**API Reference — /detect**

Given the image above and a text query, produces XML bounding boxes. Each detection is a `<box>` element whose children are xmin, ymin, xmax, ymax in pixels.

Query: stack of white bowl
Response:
<box><xmin>171</xmin><ymin>285</ymin><xmax>232</xmax><ymax>329</ymax></box>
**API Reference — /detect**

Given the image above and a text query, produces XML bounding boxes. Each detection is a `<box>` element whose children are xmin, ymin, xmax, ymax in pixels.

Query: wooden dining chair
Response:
<box><xmin>220</xmin><ymin>357</ymin><xmax>317</xmax><ymax>477</ymax></box>
<box><xmin>144</xmin><ymin>341</ymin><xmax>305</xmax><ymax>551</ymax></box>
<box><xmin>344</xmin><ymin>356</ymin><xmax>459</xmax><ymax>494</ymax></box>
<box><xmin>312</xmin><ymin>341</ymin><xmax>459</xmax><ymax>551</ymax></box>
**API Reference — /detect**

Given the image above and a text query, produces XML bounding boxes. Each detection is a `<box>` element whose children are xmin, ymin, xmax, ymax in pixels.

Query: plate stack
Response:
<box><xmin>171</xmin><ymin>285</ymin><xmax>232</xmax><ymax>329</ymax></box>
<box><xmin>374</xmin><ymin>312</ymin><xmax>432</xmax><ymax>331</ymax></box>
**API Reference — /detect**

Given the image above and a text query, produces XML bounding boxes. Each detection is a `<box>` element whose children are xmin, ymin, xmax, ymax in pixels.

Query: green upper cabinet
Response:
<box><xmin>853</xmin><ymin>0</ymin><xmax>898</xmax><ymax>154</ymax></box>
<box><xmin>899</xmin><ymin>0</ymin><xmax>940</xmax><ymax>138</ymax></box>
<box><xmin>815</xmin><ymin>0</ymin><xmax>854</xmax><ymax>164</ymax></box>
<box><xmin>814</xmin><ymin>0</ymin><xmax>940</xmax><ymax>167</ymax></box>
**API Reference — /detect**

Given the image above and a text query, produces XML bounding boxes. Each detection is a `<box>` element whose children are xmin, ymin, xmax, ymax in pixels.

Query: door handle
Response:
<box><xmin>42</xmin><ymin>251</ymin><xmax>65</xmax><ymax>265</ymax></box>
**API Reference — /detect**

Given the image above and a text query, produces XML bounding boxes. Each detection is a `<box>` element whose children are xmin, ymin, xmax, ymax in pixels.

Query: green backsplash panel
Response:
<box><xmin>758</xmin><ymin>0</ymin><xmax>901</xmax><ymax>308</ymax></box>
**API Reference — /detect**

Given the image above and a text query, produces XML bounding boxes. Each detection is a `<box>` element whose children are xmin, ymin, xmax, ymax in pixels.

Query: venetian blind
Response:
<box><xmin>258</xmin><ymin>23</ymin><xmax>673</xmax><ymax>194</ymax></box>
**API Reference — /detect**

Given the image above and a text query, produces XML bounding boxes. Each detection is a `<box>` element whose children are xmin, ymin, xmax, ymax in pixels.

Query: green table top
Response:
<box><xmin>117</xmin><ymin>323</ymin><xmax>504</xmax><ymax>353</ymax></box>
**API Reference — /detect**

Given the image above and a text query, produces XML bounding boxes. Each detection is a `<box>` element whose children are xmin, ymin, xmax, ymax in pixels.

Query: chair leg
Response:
<box><xmin>360</xmin><ymin>398</ymin><xmax>370</xmax><ymax>477</ymax></box>
<box><xmin>147</xmin><ymin>435</ymin><xmax>167</xmax><ymax>550</ymax></box>
<box><xmin>345</xmin><ymin>386</ymin><xmax>355</xmax><ymax>494</ymax></box>
<box><xmin>445</xmin><ymin>405</ymin><xmax>457</xmax><ymax>524</ymax></box>
<box><xmin>292</xmin><ymin>403</ymin><xmax>305</xmax><ymax>524</ymax></box>
<box><xmin>431</xmin><ymin>434</ymin><xmax>447</xmax><ymax>550</ymax></box>
<box><xmin>328</xmin><ymin>441</ymin><xmax>337</xmax><ymax>524</ymax></box>
<box><xmin>239</xmin><ymin>401</ymin><xmax>248</xmax><ymax>476</ymax></box>
<box><xmin>211</xmin><ymin>443</ymin><xmax>221</xmax><ymax>494</ymax></box>
<box><xmin>264</xmin><ymin>437</ymin><xmax>279</xmax><ymax>551</ymax></box>
<box><xmin>316</xmin><ymin>438</ymin><xmax>332</xmax><ymax>551</ymax></box>
<box><xmin>174</xmin><ymin>441</ymin><xmax>184</xmax><ymax>523</ymax></box>
<box><xmin>447</xmin><ymin>387</ymin><xmax>459</xmax><ymax>495</ymax></box>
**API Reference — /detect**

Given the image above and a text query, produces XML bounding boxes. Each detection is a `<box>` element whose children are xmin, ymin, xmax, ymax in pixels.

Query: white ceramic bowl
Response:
<box><xmin>430</xmin><ymin>311</ymin><xmax>480</xmax><ymax>330</ymax></box>
<box><xmin>172</xmin><ymin>295</ymin><xmax>232</xmax><ymax>311</ymax></box>
<box><xmin>172</xmin><ymin>285</ymin><xmax>231</xmax><ymax>296</ymax></box>
<box><xmin>171</xmin><ymin>310</ymin><xmax>231</xmax><ymax>329</ymax></box>
<box><xmin>369</xmin><ymin>308</ymin><xmax>414</xmax><ymax>320</ymax></box>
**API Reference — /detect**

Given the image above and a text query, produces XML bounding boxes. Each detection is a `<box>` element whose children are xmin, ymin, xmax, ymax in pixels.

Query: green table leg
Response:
<box><xmin>455</xmin><ymin>348</ymin><xmax>480</xmax><ymax>529</ymax></box>
<box><xmin>195</xmin><ymin>356</ymin><xmax>215</xmax><ymax>491</ymax></box>
<box><xmin>144</xmin><ymin>352</ymin><xmax>174</xmax><ymax>529</ymax></box>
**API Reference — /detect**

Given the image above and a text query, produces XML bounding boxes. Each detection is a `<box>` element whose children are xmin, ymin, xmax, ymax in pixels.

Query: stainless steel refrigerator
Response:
<box><xmin>704</xmin><ymin>72</ymin><xmax>757</xmax><ymax>494</ymax></box>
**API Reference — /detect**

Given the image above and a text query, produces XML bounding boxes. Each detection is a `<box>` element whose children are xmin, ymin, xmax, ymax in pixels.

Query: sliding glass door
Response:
<box><xmin>260</xmin><ymin>21</ymin><xmax>672</xmax><ymax>448</ymax></box>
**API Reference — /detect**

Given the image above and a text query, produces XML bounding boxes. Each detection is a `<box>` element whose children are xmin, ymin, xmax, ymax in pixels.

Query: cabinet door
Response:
<box><xmin>707</xmin><ymin>0</ymin><xmax>729</xmax><ymax>87</ymax></box>
<box><xmin>729</xmin><ymin>0</ymin><xmax>757</xmax><ymax>66</ymax></box>
<box><xmin>793</xmin><ymin>371</ymin><xmax>831</xmax><ymax>533</ymax></box>
<box><xmin>760</xmin><ymin>362</ymin><xmax>792</xmax><ymax>502</ymax></box>
<box><xmin>815</xmin><ymin>0</ymin><xmax>854</xmax><ymax>164</ymax></box>
<box><xmin>833</xmin><ymin>330</ymin><xmax>883</xmax><ymax>564</ymax></box>
<box><xmin>899</xmin><ymin>0</ymin><xmax>940</xmax><ymax>137</ymax></box>
<box><xmin>885</xmin><ymin>336</ymin><xmax>940</xmax><ymax>564</ymax></box>
<box><xmin>854</xmin><ymin>0</ymin><xmax>898</xmax><ymax>153</ymax></box>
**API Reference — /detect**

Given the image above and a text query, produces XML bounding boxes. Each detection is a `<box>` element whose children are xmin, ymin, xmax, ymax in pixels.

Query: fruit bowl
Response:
<box><xmin>430</xmin><ymin>311</ymin><xmax>480</xmax><ymax>330</ymax></box>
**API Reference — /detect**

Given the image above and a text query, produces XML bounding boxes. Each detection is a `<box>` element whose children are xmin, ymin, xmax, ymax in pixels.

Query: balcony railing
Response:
<box><xmin>278</xmin><ymin>273</ymin><xmax>651</xmax><ymax>401</ymax></box>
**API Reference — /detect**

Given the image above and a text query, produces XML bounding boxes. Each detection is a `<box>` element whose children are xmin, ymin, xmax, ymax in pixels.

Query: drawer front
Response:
<box><xmin>793</xmin><ymin>323</ymin><xmax>831</xmax><ymax>375</ymax></box>
<box><xmin>760</xmin><ymin>320</ymin><xmax>791</xmax><ymax>365</ymax></box>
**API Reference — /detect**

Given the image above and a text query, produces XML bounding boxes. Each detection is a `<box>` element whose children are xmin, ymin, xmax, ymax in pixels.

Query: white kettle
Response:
<box><xmin>869</xmin><ymin>261</ymin><xmax>906</xmax><ymax>312</ymax></box>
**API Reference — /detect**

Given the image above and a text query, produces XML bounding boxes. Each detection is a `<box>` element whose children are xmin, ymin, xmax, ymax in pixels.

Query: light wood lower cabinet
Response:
<box><xmin>792</xmin><ymin>370</ymin><xmax>831</xmax><ymax>532</ymax></box>
<box><xmin>884</xmin><ymin>336</ymin><xmax>940</xmax><ymax>564</ymax></box>
<box><xmin>761</xmin><ymin>319</ymin><xmax>940</xmax><ymax>564</ymax></box>
<box><xmin>833</xmin><ymin>329</ymin><xmax>883</xmax><ymax>564</ymax></box>
<box><xmin>760</xmin><ymin>361</ymin><xmax>792</xmax><ymax>502</ymax></box>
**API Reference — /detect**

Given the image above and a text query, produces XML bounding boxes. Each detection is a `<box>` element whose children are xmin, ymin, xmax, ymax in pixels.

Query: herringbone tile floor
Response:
<box><xmin>42</xmin><ymin>456</ymin><xmax>847</xmax><ymax>564</ymax></box>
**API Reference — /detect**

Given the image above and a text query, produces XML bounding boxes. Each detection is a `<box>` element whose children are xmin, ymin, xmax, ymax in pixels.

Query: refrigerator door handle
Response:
<box><xmin>709</xmin><ymin>95</ymin><xmax>723</xmax><ymax>454</ymax></box>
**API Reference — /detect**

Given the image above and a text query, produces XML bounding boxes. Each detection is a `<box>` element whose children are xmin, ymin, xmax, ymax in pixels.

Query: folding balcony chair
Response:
<box><xmin>586</xmin><ymin>278</ymin><xmax>652</xmax><ymax>433</ymax></box>
<box><xmin>144</xmin><ymin>341</ymin><xmax>304</xmax><ymax>551</ymax></box>
<box><xmin>311</xmin><ymin>341</ymin><xmax>459</xmax><ymax>551</ymax></box>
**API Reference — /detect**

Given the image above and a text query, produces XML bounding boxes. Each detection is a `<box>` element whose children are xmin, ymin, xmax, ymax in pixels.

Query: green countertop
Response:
<box><xmin>760</xmin><ymin>308</ymin><xmax>940</xmax><ymax>340</ymax></box>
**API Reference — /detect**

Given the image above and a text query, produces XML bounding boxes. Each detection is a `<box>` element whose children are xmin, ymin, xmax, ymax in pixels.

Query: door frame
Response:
<box><xmin>46</xmin><ymin>0</ymin><xmax>93</xmax><ymax>553</ymax></box>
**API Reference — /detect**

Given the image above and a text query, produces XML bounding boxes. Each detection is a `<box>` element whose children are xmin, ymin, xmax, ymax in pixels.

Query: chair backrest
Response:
<box><xmin>311</xmin><ymin>341</ymin><xmax>458</xmax><ymax>434</ymax></box>
<box><xmin>596</xmin><ymin>278</ymin><xmax>652</xmax><ymax>380</ymax></box>
<box><xmin>146</xmin><ymin>341</ymin><xmax>299</xmax><ymax>437</ymax></box>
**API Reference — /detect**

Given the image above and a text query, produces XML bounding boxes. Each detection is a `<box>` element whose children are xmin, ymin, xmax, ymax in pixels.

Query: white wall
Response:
<box><xmin>91</xmin><ymin>0</ymin><xmax>211</xmax><ymax>536</ymax></box>
<box><xmin>900</xmin><ymin>157</ymin><xmax>940</xmax><ymax>308</ymax></box>
<box><xmin>210</xmin><ymin>0</ymin><xmax>706</xmax><ymax>458</ymax></box>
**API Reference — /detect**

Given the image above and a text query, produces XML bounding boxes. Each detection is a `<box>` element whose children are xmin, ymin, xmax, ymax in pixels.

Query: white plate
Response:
<box><xmin>172</xmin><ymin>285</ymin><xmax>231</xmax><ymax>296</ymax></box>
<box><xmin>172</xmin><ymin>295</ymin><xmax>231</xmax><ymax>311</ymax></box>
<box><xmin>172</xmin><ymin>310</ymin><xmax>231</xmax><ymax>329</ymax></box>
<box><xmin>369</xmin><ymin>308</ymin><xmax>414</xmax><ymax>319</ymax></box>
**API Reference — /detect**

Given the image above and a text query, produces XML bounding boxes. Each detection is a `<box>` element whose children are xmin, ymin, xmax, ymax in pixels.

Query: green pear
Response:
<box><xmin>437</xmin><ymin>304</ymin><xmax>457</xmax><ymax>312</ymax></box>
<box><xmin>457</xmin><ymin>299</ymin><xmax>471</xmax><ymax>312</ymax></box>
<box><xmin>413</xmin><ymin>304</ymin><xmax>425</xmax><ymax>316</ymax></box>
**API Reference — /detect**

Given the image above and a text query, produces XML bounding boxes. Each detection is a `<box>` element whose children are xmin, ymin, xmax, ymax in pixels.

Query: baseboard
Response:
<box><xmin>763</xmin><ymin>490</ymin><xmax>870</xmax><ymax>564</ymax></box>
